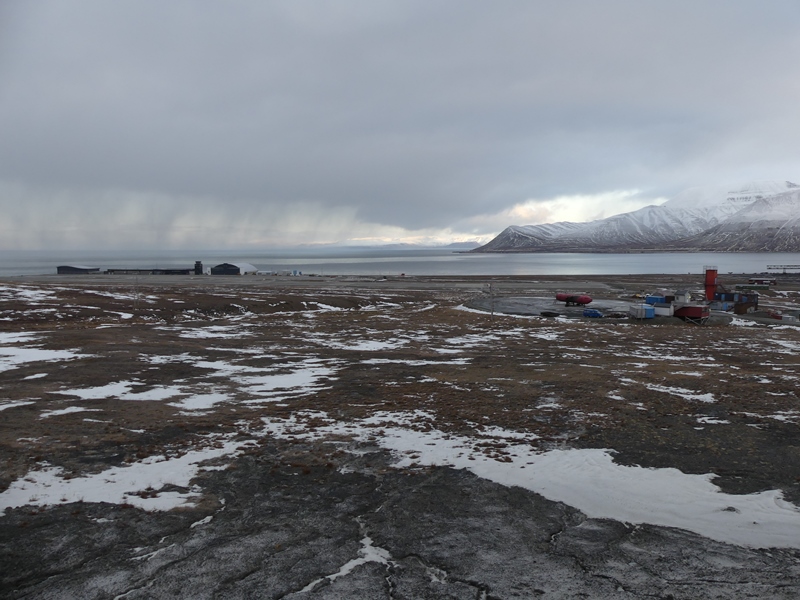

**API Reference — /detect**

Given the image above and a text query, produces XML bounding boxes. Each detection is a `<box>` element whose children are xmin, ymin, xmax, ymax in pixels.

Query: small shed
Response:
<box><xmin>57</xmin><ymin>265</ymin><xmax>100</xmax><ymax>274</ymax></box>
<box><xmin>210</xmin><ymin>262</ymin><xmax>258</xmax><ymax>275</ymax></box>
<box><xmin>673</xmin><ymin>290</ymin><xmax>691</xmax><ymax>303</ymax></box>
<box><xmin>653</xmin><ymin>302</ymin><xmax>674</xmax><ymax>316</ymax></box>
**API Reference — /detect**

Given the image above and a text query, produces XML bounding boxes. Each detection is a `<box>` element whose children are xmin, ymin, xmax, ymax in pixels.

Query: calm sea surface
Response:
<box><xmin>1</xmin><ymin>249</ymin><xmax>799</xmax><ymax>277</ymax></box>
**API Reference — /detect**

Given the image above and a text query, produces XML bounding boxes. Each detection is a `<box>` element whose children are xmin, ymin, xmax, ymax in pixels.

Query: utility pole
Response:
<box><xmin>489</xmin><ymin>282</ymin><xmax>494</xmax><ymax>321</ymax></box>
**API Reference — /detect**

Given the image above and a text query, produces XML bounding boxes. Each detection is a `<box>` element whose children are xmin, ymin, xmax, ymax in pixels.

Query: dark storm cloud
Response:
<box><xmin>1</xmin><ymin>1</ymin><xmax>800</xmax><ymax>246</ymax></box>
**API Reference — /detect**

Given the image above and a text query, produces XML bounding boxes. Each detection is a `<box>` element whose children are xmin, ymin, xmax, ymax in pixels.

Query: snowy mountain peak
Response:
<box><xmin>663</xmin><ymin>180</ymin><xmax>798</xmax><ymax>211</ymax></box>
<box><xmin>473</xmin><ymin>179</ymin><xmax>800</xmax><ymax>253</ymax></box>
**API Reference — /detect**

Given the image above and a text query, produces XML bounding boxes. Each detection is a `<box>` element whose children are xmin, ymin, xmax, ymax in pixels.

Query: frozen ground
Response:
<box><xmin>1</xmin><ymin>274</ymin><xmax>800</xmax><ymax>598</ymax></box>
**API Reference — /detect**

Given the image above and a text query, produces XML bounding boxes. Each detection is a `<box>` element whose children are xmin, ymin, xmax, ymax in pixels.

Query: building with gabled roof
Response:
<box><xmin>210</xmin><ymin>262</ymin><xmax>258</xmax><ymax>275</ymax></box>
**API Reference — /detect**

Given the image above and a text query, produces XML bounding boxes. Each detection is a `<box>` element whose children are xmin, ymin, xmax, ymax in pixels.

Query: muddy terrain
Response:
<box><xmin>1</xmin><ymin>274</ymin><xmax>800</xmax><ymax>599</ymax></box>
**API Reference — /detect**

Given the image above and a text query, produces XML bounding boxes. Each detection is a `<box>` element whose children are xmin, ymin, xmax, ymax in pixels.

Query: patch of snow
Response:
<box><xmin>765</xmin><ymin>411</ymin><xmax>799</xmax><ymax>423</ymax></box>
<box><xmin>299</xmin><ymin>536</ymin><xmax>393</xmax><ymax>593</ymax></box>
<box><xmin>169</xmin><ymin>393</ymin><xmax>230</xmax><ymax>411</ymax></box>
<box><xmin>237</xmin><ymin>359</ymin><xmax>336</xmax><ymax>402</ymax></box>
<box><xmin>260</xmin><ymin>412</ymin><xmax>800</xmax><ymax>549</ymax></box>
<box><xmin>310</xmin><ymin>337</ymin><xmax>407</xmax><ymax>352</ymax></box>
<box><xmin>169</xmin><ymin>325</ymin><xmax>254</xmax><ymax>340</ymax></box>
<box><xmin>696</xmin><ymin>416</ymin><xmax>730</xmax><ymax>425</ymax></box>
<box><xmin>730</xmin><ymin>318</ymin><xmax>759</xmax><ymax>327</ymax></box>
<box><xmin>0</xmin><ymin>401</ymin><xmax>35</xmax><ymax>412</ymax></box>
<box><xmin>0</xmin><ymin>332</ymin><xmax>40</xmax><ymax>345</ymax></box>
<box><xmin>56</xmin><ymin>381</ymin><xmax>136</xmax><ymax>400</ymax></box>
<box><xmin>0</xmin><ymin>347</ymin><xmax>85</xmax><ymax>373</ymax></box>
<box><xmin>40</xmin><ymin>406</ymin><xmax>100</xmax><ymax>419</ymax></box>
<box><xmin>361</xmin><ymin>358</ymin><xmax>471</xmax><ymax>366</ymax></box>
<box><xmin>479</xmin><ymin>426</ymin><xmax>537</xmax><ymax>441</ymax></box>
<box><xmin>311</xmin><ymin>303</ymin><xmax>346</xmax><ymax>311</ymax></box>
<box><xmin>0</xmin><ymin>285</ymin><xmax>56</xmax><ymax>302</ymax></box>
<box><xmin>120</xmin><ymin>386</ymin><xmax>185</xmax><ymax>402</ymax></box>
<box><xmin>0</xmin><ymin>438</ymin><xmax>250</xmax><ymax>512</ymax></box>
<box><xmin>22</xmin><ymin>373</ymin><xmax>48</xmax><ymax>380</ymax></box>
<box><xmin>190</xmin><ymin>515</ymin><xmax>213</xmax><ymax>528</ymax></box>
<box><xmin>646</xmin><ymin>354</ymin><xmax>713</xmax><ymax>362</ymax></box>
<box><xmin>771</xmin><ymin>339</ymin><xmax>800</xmax><ymax>353</ymax></box>
<box><xmin>453</xmin><ymin>305</ymin><xmax>490</xmax><ymax>315</ymax></box>
<box><xmin>643</xmin><ymin>383</ymin><xmax>716</xmax><ymax>403</ymax></box>
<box><xmin>537</xmin><ymin>398</ymin><xmax>561</xmax><ymax>409</ymax></box>
<box><xmin>530</xmin><ymin>330</ymin><xmax>562</xmax><ymax>341</ymax></box>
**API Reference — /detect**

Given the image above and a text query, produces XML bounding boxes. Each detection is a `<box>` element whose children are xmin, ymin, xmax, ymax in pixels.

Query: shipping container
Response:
<box><xmin>653</xmin><ymin>303</ymin><xmax>674</xmax><ymax>316</ymax></box>
<box><xmin>629</xmin><ymin>304</ymin><xmax>655</xmax><ymax>319</ymax></box>
<box><xmin>629</xmin><ymin>305</ymin><xmax>646</xmax><ymax>319</ymax></box>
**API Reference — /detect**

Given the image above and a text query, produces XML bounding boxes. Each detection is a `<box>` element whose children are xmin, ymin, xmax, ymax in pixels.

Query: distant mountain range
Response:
<box><xmin>472</xmin><ymin>180</ymin><xmax>800</xmax><ymax>253</ymax></box>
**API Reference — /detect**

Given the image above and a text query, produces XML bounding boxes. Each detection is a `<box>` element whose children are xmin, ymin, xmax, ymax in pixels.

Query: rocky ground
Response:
<box><xmin>1</xmin><ymin>273</ymin><xmax>800</xmax><ymax>599</ymax></box>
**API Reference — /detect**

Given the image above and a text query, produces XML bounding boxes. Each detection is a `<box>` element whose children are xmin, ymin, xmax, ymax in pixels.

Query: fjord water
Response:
<box><xmin>2</xmin><ymin>249</ymin><xmax>800</xmax><ymax>277</ymax></box>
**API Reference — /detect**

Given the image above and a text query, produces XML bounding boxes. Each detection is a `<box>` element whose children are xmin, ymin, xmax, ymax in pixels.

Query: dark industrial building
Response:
<box><xmin>210</xmin><ymin>262</ymin><xmax>258</xmax><ymax>275</ymax></box>
<box><xmin>56</xmin><ymin>260</ymin><xmax>205</xmax><ymax>276</ymax></box>
<box><xmin>104</xmin><ymin>268</ymin><xmax>194</xmax><ymax>275</ymax></box>
<box><xmin>56</xmin><ymin>265</ymin><xmax>101</xmax><ymax>274</ymax></box>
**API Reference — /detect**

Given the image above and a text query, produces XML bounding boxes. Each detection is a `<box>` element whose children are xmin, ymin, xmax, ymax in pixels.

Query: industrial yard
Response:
<box><xmin>1</xmin><ymin>273</ymin><xmax>800</xmax><ymax>598</ymax></box>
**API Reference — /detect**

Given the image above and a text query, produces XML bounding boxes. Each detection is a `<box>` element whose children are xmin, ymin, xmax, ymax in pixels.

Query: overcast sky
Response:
<box><xmin>2</xmin><ymin>1</ymin><xmax>799</xmax><ymax>250</ymax></box>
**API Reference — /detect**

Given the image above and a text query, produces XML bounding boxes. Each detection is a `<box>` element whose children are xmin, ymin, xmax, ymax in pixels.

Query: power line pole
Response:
<box><xmin>489</xmin><ymin>282</ymin><xmax>494</xmax><ymax>321</ymax></box>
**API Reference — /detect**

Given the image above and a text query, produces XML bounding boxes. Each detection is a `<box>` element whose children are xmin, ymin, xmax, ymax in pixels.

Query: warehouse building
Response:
<box><xmin>57</xmin><ymin>265</ymin><xmax>100</xmax><ymax>274</ymax></box>
<box><xmin>210</xmin><ymin>262</ymin><xmax>258</xmax><ymax>275</ymax></box>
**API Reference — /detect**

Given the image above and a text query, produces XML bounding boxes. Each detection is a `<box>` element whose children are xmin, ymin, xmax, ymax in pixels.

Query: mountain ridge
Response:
<box><xmin>472</xmin><ymin>180</ymin><xmax>800</xmax><ymax>253</ymax></box>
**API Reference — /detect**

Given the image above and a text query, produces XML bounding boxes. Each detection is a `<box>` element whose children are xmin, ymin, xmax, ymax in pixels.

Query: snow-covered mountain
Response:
<box><xmin>472</xmin><ymin>181</ymin><xmax>800</xmax><ymax>253</ymax></box>
<box><xmin>669</xmin><ymin>187</ymin><xmax>800</xmax><ymax>252</ymax></box>
<box><xmin>474</xmin><ymin>222</ymin><xmax>583</xmax><ymax>251</ymax></box>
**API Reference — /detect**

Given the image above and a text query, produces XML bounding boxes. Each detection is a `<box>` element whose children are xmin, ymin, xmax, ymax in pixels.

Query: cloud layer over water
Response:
<box><xmin>2</xmin><ymin>1</ymin><xmax>799</xmax><ymax>248</ymax></box>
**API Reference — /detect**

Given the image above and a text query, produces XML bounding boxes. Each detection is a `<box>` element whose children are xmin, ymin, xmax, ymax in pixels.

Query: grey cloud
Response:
<box><xmin>1</xmin><ymin>1</ymin><xmax>800</xmax><ymax>246</ymax></box>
